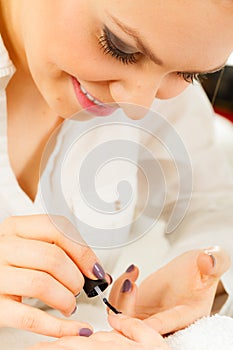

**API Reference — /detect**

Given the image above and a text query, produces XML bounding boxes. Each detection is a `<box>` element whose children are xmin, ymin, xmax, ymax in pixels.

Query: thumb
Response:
<box><xmin>197</xmin><ymin>246</ymin><xmax>231</xmax><ymax>278</ymax></box>
<box><xmin>108</xmin><ymin>314</ymin><xmax>171</xmax><ymax>349</ymax></box>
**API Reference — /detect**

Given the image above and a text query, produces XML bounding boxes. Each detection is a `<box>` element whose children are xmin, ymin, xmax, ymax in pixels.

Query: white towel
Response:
<box><xmin>166</xmin><ymin>314</ymin><xmax>233</xmax><ymax>350</ymax></box>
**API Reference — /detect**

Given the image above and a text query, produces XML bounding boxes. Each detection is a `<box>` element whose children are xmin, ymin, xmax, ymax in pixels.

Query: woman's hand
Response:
<box><xmin>109</xmin><ymin>247</ymin><xmax>231</xmax><ymax>334</ymax></box>
<box><xmin>28</xmin><ymin>314</ymin><xmax>171</xmax><ymax>350</ymax></box>
<box><xmin>0</xmin><ymin>214</ymin><xmax>110</xmax><ymax>337</ymax></box>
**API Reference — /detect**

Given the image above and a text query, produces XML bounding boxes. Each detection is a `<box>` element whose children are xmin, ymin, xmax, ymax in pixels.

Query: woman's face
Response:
<box><xmin>5</xmin><ymin>0</ymin><xmax>233</xmax><ymax>118</ymax></box>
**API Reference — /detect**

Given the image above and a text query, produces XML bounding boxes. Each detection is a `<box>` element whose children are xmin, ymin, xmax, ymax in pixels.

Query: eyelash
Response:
<box><xmin>98</xmin><ymin>28</ymin><xmax>139</xmax><ymax>65</ymax></box>
<box><xmin>98</xmin><ymin>29</ymin><xmax>206</xmax><ymax>83</ymax></box>
<box><xmin>176</xmin><ymin>72</ymin><xmax>203</xmax><ymax>84</ymax></box>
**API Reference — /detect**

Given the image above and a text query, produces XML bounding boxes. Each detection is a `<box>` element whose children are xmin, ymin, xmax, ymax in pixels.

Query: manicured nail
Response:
<box><xmin>93</xmin><ymin>263</ymin><xmax>105</xmax><ymax>279</ymax></box>
<box><xmin>79</xmin><ymin>328</ymin><xmax>93</xmax><ymax>337</ymax></box>
<box><xmin>121</xmin><ymin>279</ymin><xmax>132</xmax><ymax>293</ymax></box>
<box><xmin>126</xmin><ymin>264</ymin><xmax>135</xmax><ymax>273</ymax></box>
<box><xmin>71</xmin><ymin>306</ymin><xmax>77</xmax><ymax>315</ymax></box>
<box><xmin>107</xmin><ymin>273</ymin><xmax>113</xmax><ymax>284</ymax></box>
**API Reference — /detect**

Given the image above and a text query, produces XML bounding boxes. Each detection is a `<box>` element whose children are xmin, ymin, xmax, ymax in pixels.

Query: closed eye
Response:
<box><xmin>98</xmin><ymin>26</ymin><xmax>141</xmax><ymax>65</ymax></box>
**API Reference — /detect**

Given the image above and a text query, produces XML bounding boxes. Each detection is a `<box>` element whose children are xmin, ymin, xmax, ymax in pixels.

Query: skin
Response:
<box><xmin>28</xmin><ymin>315</ymin><xmax>171</xmax><ymax>350</ymax></box>
<box><xmin>109</xmin><ymin>247</ymin><xmax>231</xmax><ymax>334</ymax></box>
<box><xmin>0</xmin><ymin>0</ymin><xmax>233</xmax><ymax>197</ymax></box>
<box><xmin>0</xmin><ymin>0</ymin><xmax>232</xmax><ymax>348</ymax></box>
<box><xmin>0</xmin><ymin>215</ymin><xmax>111</xmax><ymax>337</ymax></box>
<box><xmin>1</xmin><ymin>0</ymin><xmax>233</xmax><ymax>116</ymax></box>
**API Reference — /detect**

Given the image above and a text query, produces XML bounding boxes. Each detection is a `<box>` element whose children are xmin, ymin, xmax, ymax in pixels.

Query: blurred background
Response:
<box><xmin>201</xmin><ymin>53</ymin><xmax>233</xmax><ymax>123</ymax></box>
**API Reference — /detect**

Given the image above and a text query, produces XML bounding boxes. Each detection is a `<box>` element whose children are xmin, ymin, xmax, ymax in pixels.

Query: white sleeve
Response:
<box><xmin>150</xmin><ymin>83</ymin><xmax>233</xmax><ymax>315</ymax></box>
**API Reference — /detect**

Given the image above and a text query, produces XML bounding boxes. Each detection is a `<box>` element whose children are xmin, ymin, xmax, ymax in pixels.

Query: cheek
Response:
<box><xmin>156</xmin><ymin>75</ymin><xmax>190</xmax><ymax>99</ymax></box>
<box><xmin>22</xmin><ymin>1</ymin><xmax>91</xmax><ymax>78</ymax></box>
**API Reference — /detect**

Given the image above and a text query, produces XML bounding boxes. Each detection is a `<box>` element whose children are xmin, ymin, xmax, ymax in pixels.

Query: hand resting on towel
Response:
<box><xmin>109</xmin><ymin>246</ymin><xmax>231</xmax><ymax>335</ymax></box>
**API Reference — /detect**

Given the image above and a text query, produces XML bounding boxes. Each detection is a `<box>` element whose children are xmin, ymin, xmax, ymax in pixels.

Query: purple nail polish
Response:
<box><xmin>79</xmin><ymin>328</ymin><xmax>93</xmax><ymax>337</ymax></box>
<box><xmin>121</xmin><ymin>279</ymin><xmax>132</xmax><ymax>293</ymax></box>
<box><xmin>126</xmin><ymin>264</ymin><xmax>135</xmax><ymax>273</ymax></box>
<box><xmin>71</xmin><ymin>306</ymin><xmax>77</xmax><ymax>315</ymax></box>
<box><xmin>93</xmin><ymin>263</ymin><xmax>105</xmax><ymax>279</ymax></box>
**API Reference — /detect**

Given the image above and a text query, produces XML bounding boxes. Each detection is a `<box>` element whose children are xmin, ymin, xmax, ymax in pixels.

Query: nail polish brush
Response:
<box><xmin>94</xmin><ymin>285</ymin><xmax>121</xmax><ymax>314</ymax></box>
<box><xmin>83</xmin><ymin>275</ymin><xmax>121</xmax><ymax>314</ymax></box>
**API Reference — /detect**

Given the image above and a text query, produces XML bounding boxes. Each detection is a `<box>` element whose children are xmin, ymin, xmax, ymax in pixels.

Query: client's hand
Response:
<box><xmin>28</xmin><ymin>314</ymin><xmax>171</xmax><ymax>350</ymax></box>
<box><xmin>109</xmin><ymin>247</ymin><xmax>231</xmax><ymax>335</ymax></box>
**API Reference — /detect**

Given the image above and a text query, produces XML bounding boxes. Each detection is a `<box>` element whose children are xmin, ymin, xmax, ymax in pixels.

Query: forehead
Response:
<box><xmin>93</xmin><ymin>0</ymin><xmax>233</xmax><ymax>72</ymax></box>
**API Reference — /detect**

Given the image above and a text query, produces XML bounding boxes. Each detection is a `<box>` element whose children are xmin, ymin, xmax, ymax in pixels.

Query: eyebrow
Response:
<box><xmin>108</xmin><ymin>13</ymin><xmax>163</xmax><ymax>65</ymax></box>
<box><xmin>107</xmin><ymin>13</ymin><xmax>226</xmax><ymax>74</ymax></box>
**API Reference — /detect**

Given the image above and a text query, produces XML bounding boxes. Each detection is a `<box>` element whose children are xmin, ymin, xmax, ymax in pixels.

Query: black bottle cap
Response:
<box><xmin>83</xmin><ymin>276</ymin><xmax>109</xmax><ymax>298</ymax></box>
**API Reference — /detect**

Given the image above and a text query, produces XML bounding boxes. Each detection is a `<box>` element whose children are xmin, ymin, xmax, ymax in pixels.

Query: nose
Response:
<box><xmin>109</xmin><ymin>70</ymin><xmax>162</xmax><ymax>119</ymax></box>
<box><xmin>109</xmin><ymin>69</ymin><xmax>189</xmax><ymax>119</ymax></box>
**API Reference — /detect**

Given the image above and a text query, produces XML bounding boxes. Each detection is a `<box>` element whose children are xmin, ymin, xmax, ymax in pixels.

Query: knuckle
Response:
<box><xmin>62</xmin><ymin>301</ymin><xmax>76</xmax><ymax>316</ymax></box>
<box><xmin>72</xmin><ymin>279</ymin><xmax>84</xmax><ymax>299</ymax></box>
<box><xmin>41</xmin><ymin>215</ymin><xmax>60</xmax><ymax>239</ymax></box>
<box><xmin>77</xmin><ymin>246</ymin><xmax>94</xmax><ymax>264</ymax></box>
<box><xmin>20</xmin><ymin>312</ymin><xmax>39</xmax><ymax>331</ymax></box>
<box><xmin>146</xmin><ymin>315</ymin><xmax>164</xmax><ymax>330</ymax></box>
<box><xmin>45</xmin><ymin>244</ymin><xmax>64</xmax><ymax>272</ymax></box>
<box><xmin>35</xmin><ymin>214</ymin><xmax>63</xmax><ymax>243</ymax></box>
<box><xmin>56</xmin><ymin>320</ymin><xmax>71</xmax><ymax>338</ymax></box>
<box><xmin>0</xmin><ymin>216</ymin><xmax>17</xmax><ymax>237</ymax></box>
<box><xmin>47</xmin><ymin>215</ymin><xmax>81</xmax><ymax>247</ymax></box>
<box><xmin>30</xmin><ymin>272</ymin><xmax>49</xmax><ymax>296</ymax></box>
<box><xmin>0</xmin><ymin>235</ymin><xmax>8</xmax><ymax>255</ymax></box>
<box><xmin>48</xmin><ymin>215</ymin><xmax>71</xmax><ymax>237</ymax></box>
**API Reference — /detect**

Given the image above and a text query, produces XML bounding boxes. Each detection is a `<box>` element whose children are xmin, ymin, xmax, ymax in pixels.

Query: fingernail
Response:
<box><xmin>93</xmin><ymin>263</ymin><xmax>105</xmax><ymax>279</ymax></box>
<box><xmin>107</xmin><ymin>273</ymin><xmax>113</xmax><ymax>284</ymax></box>
<box><xmin>121</xmin><ymin>279</ymin><xmax>132</xmax><ymax>293</ymax></box>
<box><xmin>205</xmin><ymin>252</ymin><xmax>216</xmax><ymax>268</ymax></box>
<box><xmin>109</xmin><ymin>311</ymin><xmax>124</xmax><ymax>318</ymax></box>
<box><xmin>109</xmin><ymin>310</ymin><xmax>123</xmax><ymax>317</ymax></box>
<box><xmin>125</xmin><ymin>264</ymin><xmax>135</xmax><ymax>273</ymax></box>
<box><xmin>79</xmin><ymin>328</ymin><xmax>93</xmax><ymax>337</ymax></box>
<box><xmin>204</xmin><ymin>247</ymin><xmax>219</xmax><ymax>268</ymax></box>
<box><xmin>75</xmin><ymin>292</ymin><xmax>81</xmax><ymax>298</ymax></box>
<box><xmin>108</xmin><ymin>309</ymin><xmax>117</xmax><ymax>316</ymax></box>
<box><xmin>71</xmin><ymin>306</ymin><xmax>77</xmax><ymax>315</ymax></box>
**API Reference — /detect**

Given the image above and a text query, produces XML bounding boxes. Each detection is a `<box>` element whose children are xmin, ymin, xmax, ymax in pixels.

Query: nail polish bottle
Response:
<box><xmin>83</xmin><ymin>275</ymin><xmax>108</xmax><ymax>298</ymax></box>
<box><xmin>83</xmin><ymin>275</ymin><xmax>121</xmax><ymax>314</ymax></box>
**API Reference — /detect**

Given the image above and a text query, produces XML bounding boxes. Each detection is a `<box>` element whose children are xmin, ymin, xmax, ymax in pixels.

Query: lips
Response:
<box><xmin>71</xmin><ymin>76</ymin><xmax>117</xmax><ymax>117</ymax></box>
